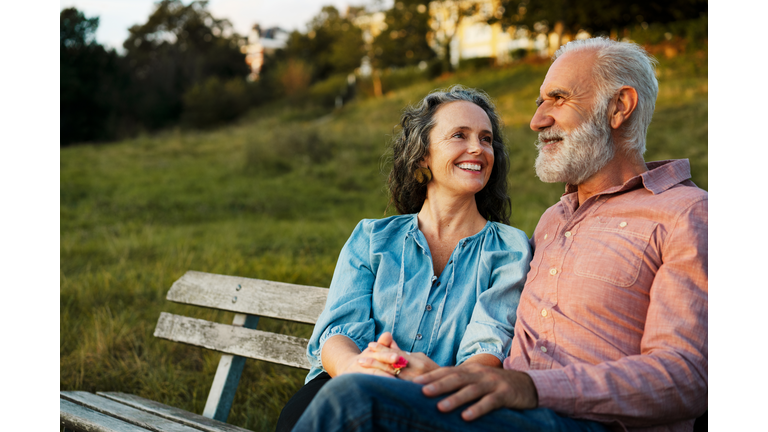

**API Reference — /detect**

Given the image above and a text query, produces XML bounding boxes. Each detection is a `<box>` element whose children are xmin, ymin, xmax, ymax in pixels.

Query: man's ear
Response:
<box><xmin>610</xmin><ymin>86</ymin><xmax>638</xmax><ymax>130</ymax></box>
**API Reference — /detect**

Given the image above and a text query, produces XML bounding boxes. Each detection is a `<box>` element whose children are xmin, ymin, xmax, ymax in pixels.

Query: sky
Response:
<box><xmin>59</xmin><ymin>0</ymin><xmax>389</xmax><ymax>51</ymax></box>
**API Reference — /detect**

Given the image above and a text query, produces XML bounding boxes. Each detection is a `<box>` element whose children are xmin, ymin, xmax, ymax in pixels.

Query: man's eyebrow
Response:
<box><xmin>547</xmin><ymin>88</ymin><xmax>570</xmax><ymax>99</ymax></box>
<box><xmin>536</xmin><ymin>88</ymin><xmax>571</xmax><ymax>107</ymax></box>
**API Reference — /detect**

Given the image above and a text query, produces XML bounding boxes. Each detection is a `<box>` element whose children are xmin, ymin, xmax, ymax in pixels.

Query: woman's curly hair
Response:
<box><xmin>386</xmin><ymin>85</ymin><xmax>511</xmax><ymax>224</ymax></box>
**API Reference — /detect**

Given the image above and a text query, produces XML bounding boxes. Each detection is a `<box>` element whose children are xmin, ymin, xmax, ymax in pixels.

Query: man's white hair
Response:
<box><xmin>554</xmin><ymin>37</ymin><xmax>659</xmax><ymax>157</ymax></box>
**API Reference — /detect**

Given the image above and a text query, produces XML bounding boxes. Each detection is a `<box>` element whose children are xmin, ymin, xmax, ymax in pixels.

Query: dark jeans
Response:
<box><xmin>275</xmin><ymin>372</ymin><xmax>332</xmax><ymax>432</ymax></box>
<box><xmin>291</xmin><ymin>374</ymin><xmax>611</xmax><ymax>432</ymax></box>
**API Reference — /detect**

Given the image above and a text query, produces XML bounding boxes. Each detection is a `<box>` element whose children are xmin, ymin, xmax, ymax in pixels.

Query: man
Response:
<box><xmin>291</xmin><ymin>37</ymin><xmax>708</xmax><ymax>432</ymax></box>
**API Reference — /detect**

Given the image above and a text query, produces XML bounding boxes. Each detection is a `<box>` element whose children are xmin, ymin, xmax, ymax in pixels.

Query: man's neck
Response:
<box><xmin>576</xmin><ymin>152</ymin><xmax>648</xmax><ymax>206</ymax></box>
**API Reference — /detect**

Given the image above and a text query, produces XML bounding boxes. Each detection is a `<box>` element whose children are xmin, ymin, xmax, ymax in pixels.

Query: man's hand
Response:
<box><xmin>413</xmin><ymin>363</ymin><xmax>539</xmax><ymax>421</ymax></box>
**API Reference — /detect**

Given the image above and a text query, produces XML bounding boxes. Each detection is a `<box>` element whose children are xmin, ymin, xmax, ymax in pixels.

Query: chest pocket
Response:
<box><xmin>573</xmin><ymin>218</ymin><xmax>658</xmax><ymax>287</ymax></box>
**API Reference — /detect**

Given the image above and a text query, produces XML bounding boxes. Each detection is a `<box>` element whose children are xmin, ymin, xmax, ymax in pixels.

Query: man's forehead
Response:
<box><xmin>539</xmin><ymin>50</ymin><xmax>596</xmax><ymax>95</ymax></box>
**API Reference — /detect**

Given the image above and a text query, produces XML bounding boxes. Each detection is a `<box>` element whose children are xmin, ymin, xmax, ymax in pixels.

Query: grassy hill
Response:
<box><xmin>60</xmin><ymin>50</ymin><xmax>707</xmax><ymax>431</ymax></box>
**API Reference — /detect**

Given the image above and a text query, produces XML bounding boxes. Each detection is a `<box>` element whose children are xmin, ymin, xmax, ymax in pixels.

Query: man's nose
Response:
<box><xmin>530</xmin><ymin>105</ymin><xmax>554</xmax><ymax>131</ymax></box>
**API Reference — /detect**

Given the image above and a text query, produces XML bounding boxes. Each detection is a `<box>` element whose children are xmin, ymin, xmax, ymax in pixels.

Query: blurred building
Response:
<box><xmin>428</xmin><ymin>0</ymin><xmax>549</xmax><ymax>67</ymax></box>
<box><xmin>243</xmin><ymin>24</ymin><xmax>290</xmax><ymax>81</ymax></box>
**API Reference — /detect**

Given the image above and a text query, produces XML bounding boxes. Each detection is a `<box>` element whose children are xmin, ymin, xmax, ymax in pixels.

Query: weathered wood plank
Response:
<box><xmin>154</xmin><ymin>312</ymin><xmax>311</xmax><ymax>369</ymax></box>
<box><xmin>203</xmin><ymin>314</ymin><xmax>260</xmax><ymax>422</ymax></box>
<box><xmin>61</xmin><ymin>398</ymin><xmax>153</xmax><ymax>432</ymax></box>
<box><xmin>97</xmin><ymin>393</ymin><xmax>251</xmax><ymax>432</ymax></box>
<box><xmin>61</xmin><ymin>392</ymin><xmax>203</xmax><ymax>432</ymax></box>
<box><xmin>166</xmin><ymin>270</ymin><xmax>328</xmax><ymax>324</ymax></box>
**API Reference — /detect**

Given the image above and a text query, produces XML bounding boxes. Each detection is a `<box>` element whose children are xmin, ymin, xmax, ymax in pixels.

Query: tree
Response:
<box><xmin>279</xmin><ymin>6</ymin><xmax>364</xmax><ymax>83</ymax></box>
<box><xmin>492</xmin><ymin>0</ymin><xmax>708</xmax><ymax>37</ymax></box>
<box><xmin>121</xmin><ymin>0</ymin><xmax>249</xmax><ymax>130</ymax></box>
<box><xmin>371</xmin><ymin>1</ymin><xmax>435</xmax><ymax>69</ymax></box>
<box><xmin>61</xmin><ymin>7</ymin><xmax>125</xmax><ymax>145</ymax></box>
<box><xmin>428</xmin><ymin>0</ymin><xmax>480</xmax><ymax>71</ymax></box>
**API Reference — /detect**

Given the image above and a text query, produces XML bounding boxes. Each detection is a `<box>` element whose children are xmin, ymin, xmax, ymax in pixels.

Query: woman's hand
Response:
<box><xmin>357</xmin><ymin>332</ymin><xmax>440</xmax><ymax>381</ymax></box>
<box><xmin>321</xmin><ymin>335</ymin><xmax>394</xmax><ymax>378</ymax></box>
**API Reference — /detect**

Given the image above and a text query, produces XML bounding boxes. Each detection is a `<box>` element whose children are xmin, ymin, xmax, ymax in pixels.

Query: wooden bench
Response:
<box><xmin>61</xmin><ymin>269</ymin><xmax>708</xmax><ymax>432</ymax></box>
<box><xmin>60</xmin><ymin>270</ymin><xmax>328</xmax><ymax>432</ymax></box>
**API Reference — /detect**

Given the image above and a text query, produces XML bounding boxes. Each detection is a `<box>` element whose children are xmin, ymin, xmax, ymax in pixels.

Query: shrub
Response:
<box><xmin>308</xmin><ymin>74</ymin><xmax>351</xmax><ymax>108</ymax></box>
<box><xmin>181</xmin><ymin>77</ymin><xmax>250</xmax><ymax>128</ymax></box>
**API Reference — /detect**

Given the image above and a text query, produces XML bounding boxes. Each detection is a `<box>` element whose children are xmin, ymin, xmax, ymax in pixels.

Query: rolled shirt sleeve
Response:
<box><xmin>457</xmin><ymin>226</ymin><xmax>532</xmax><ymax>365</ymax></box>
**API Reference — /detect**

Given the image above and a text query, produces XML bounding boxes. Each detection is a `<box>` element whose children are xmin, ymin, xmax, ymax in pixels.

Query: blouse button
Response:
<box><xmin>416</xmin><ymin>334</ymin><xmax>423</xmax><ymax>340</ymax></box>
<box><xmin>549</xmin><ymin>268</ymin><xmax>557</xmax><ymax>276</ymax></box>
<box><xmin>541</xmin><ymin>309</ymin><xmax>547</xmax><ymax>317</ymax></box>
<box><xmin>540</xmin><ymin>346</ymin><xmax>548</xmax><ymax>353</ymax></box>
<box><xmin>564</xmin><ymin>231</ymin><xmax>572</xmax><ymax>238</ymax></box>
<box><xmin>619</xmin><ymin>221</ymin><xmax>628</xmax><ymax>228</ymax></box>
<box><xmin>425</xmin><ymin>305</ymin><xmax>432</xmax><ymax>311</ymax></box>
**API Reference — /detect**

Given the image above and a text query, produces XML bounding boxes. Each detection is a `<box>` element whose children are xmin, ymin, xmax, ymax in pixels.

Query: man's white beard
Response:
<box><xmin>534</xmin><ymin>111</ymin><xmax>615</xmax><ymax>185</ymax></box>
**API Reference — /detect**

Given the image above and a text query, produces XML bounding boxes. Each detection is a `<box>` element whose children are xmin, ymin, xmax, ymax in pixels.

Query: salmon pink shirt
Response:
<box><xmin>504</xmin><ymin>159</ymin><xmax>707</xmax><ymax>432</ymax></box>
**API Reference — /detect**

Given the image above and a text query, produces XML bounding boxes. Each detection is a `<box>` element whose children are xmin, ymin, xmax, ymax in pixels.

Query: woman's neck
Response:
<box><xmin>417</xmin><ymin>195</ymin><xmax>487</xmax><ymax>239</ymax></box>
<box><xmin>416</xmin><ymin>195</ymin><xmax>487</xmax><ymax>277</ymax></box>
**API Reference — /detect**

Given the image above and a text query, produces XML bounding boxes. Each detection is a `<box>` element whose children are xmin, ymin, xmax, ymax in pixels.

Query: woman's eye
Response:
<box><xmin>452</xmin><ymin>132</ymin><xmax>464</xmax><ymax>138</ymax></box>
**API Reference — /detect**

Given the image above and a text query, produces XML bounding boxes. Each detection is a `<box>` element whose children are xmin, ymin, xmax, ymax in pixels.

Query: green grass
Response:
<box><xmin>60</xmin><ymin>49</ymin><xmax>707</xmax><ymax>430</ymax></box>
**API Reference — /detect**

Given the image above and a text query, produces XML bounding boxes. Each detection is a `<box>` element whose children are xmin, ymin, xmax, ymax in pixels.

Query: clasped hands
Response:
<box><xmin>356</xmin><ymin>332</ymin><xmax>539</xmax><ymax>421</ymax></box>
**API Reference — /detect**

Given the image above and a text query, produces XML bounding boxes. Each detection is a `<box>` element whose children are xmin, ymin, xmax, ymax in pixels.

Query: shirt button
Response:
<box><xmin>540</xmin><ymin>346</ymin><xmax>548</xmax><ymax>353</ymax></box>
<box><xmin>541</xmin><ymin>309</ymin><xmax>547</xmax><ymax>317</ymax></box>
<box><xmin>549</xmin><ymin>268</ymin><xmax>557</xmax><ymax>276</ymax></box>
<box><xmin>619</xmin><ymin>221</ymin><xmax>627</xmax><ymax>227</ymax></box>
<box><xmin>544</xmin><ymin>234</ymin><xmax>548</xmax><ymax>240</ymax></box>
<box><xmin>416</xmin><ymin>334</ymin><xmax>422</xmax><ymax>340</ymax></box>
<box><xmin>425</xmin><ymin>305</ymin><xmax>432</xmax><ymax>311</ymax></box>
<box><xmin>435</xmin><ymin>281</ymin><xmax>441</xmax><ymax>287</ymax></box>
<box><xmin>564</xmin><ymin>231</ymin><xmax>572</xmax><ymax>237</ymax></box>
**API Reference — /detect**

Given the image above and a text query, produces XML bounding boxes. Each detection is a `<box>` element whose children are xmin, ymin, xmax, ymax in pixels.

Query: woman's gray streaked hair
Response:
<box><xmin>554</xmin><ymin>37</ymin><xmax>659</xmax><ymax>157</ymax></box>
<box><xmin>386</xmin><ymin>85</ymin><xmax>511</xmax><ymax>224</ymax></box>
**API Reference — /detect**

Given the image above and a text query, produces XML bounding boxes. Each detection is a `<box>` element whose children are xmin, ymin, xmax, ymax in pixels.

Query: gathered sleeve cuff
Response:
<box><xmin>456</xmin><ymin>226</ymin><xmax>532</xmax><ymax>366</ymax></box>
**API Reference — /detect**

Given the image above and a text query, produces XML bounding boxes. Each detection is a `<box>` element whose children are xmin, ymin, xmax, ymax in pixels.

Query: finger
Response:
<box><xmin>376</xmin><ymin>332</ymin><xmax>394</xmax><ymax>347</ymax></box>
<box><xmin>413</xmin><ymin>366</ymin><xmax>458</xmax><ymax>386</ymax></box>
<box><xmin>367</xmin><ymin>341</ymin><xmax>394</xmax><ymax>352</ymax></box>
<box><xmin>434</xmin><ymin>380</ymin><xmax>489</xmax><ymax>414</ymax></box>
<box><xmin>420</xmin><ymin>369</ymin><xmax>475</xmax><ymax>397</ymax></box>
<box><xmin>362</xmin><ymin>351</ymin><xmax>403</xmax><ymax>366</ymax></box>
<box><xmin>460</xmin><ymin>393</ymin><xmax>503</xmax><ymax>421</ymax></box>
<box><xmin>357</xmin><ymin>356</ymin><xmax>399</xmax><ymax>373</ymax></box>
<box><xmin>390</xmin><ymin>339</ymin><xmax>400</xmax><ymax>350</ymax></box>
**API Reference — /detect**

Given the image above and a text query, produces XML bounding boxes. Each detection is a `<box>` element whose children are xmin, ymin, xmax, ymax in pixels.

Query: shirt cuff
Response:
<box><xmin>317</xmin><ymin>328</ymin><xmax>368</xmax><ymax>357</ymax></box>
<box><xmin>525</xmin><ymin>368</ymin><xmax>578</xmax><ymax>415</ymax></box>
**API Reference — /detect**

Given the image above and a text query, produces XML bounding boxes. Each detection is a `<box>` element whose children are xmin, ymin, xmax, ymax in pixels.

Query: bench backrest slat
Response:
<box><xmin>166</xmin><ymin>271</ymin><xmax>327</xmax><ymax>325</ymax></box>
<box><xmin>154</xmin><ymin>312</ymin><xmax>311</xmax><ymax>370</ymax></box>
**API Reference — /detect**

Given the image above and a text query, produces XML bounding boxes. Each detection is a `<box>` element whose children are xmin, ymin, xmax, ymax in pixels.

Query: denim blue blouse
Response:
<box><xmin>305</xmin><ymin>213</ymin><xmax>532</xmax><ymax>383</ymax></box>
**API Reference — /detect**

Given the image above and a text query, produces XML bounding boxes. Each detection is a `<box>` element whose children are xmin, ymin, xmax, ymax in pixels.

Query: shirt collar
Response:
<box><xmin>562</xmin><ymin>159</ymin><xmax>692</xmax><ymax>198</ymax></box>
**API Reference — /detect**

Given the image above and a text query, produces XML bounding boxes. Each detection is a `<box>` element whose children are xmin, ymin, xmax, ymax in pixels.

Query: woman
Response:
<box><xmin>275</xmin><ymin>85</ymin><xmax>531</xmax><ymax>431</ymax></box>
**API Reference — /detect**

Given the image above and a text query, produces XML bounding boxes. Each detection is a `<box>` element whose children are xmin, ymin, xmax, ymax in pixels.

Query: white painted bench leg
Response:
<box><xmin>202</xmin><ymin>313</ymin><xmax>260</xmax><ymax>422</ymax></box>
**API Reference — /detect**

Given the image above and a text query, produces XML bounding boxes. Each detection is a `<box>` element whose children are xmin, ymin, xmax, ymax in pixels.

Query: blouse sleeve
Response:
<box><xmin>305</xmin><ymin>220</ymin><xmax>378</xmax><ymax>374</ymax></box>
<box><xmin>456</xmin><ymin>227</ymin><xmax>532</xmax><ymax>365</ymax></box>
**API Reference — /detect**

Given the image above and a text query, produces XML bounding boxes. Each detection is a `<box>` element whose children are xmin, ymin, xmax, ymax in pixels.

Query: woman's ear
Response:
<box><xmin>609</xmin><ymin>86</ymin><xmax>639</xmax><ymax>130</ymax></box>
